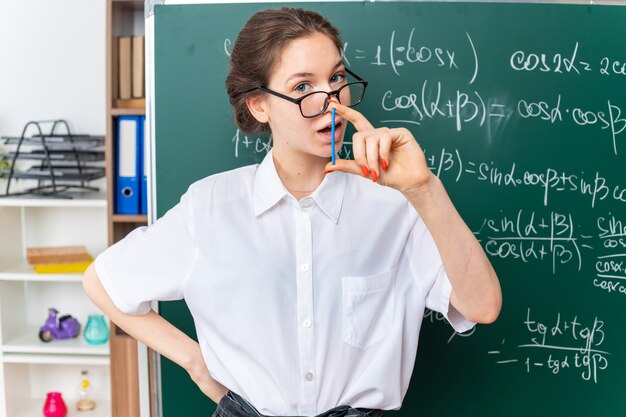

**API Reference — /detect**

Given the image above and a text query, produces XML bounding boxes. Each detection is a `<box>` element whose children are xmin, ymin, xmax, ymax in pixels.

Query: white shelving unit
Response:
<box><xmin>0</xmin><ymin>195</ymin><xmax>111</xmax><ymax>417</ymax></box>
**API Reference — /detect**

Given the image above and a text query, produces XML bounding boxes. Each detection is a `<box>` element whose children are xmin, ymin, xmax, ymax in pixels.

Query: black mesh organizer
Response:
<box><xmin>0</xmin><ymin>120</ymin><xmax>105</xmax><ymax>199</ymax></box>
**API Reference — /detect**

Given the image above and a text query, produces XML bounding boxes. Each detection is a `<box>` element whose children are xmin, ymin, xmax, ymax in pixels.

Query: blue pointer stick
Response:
<box><xmin>331</xmin><ymin>107</ymin><xmax>336</xmax><ymax>165</ymax></box>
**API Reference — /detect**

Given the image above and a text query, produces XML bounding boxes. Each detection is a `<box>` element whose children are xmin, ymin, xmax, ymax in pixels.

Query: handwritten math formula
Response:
<box><xmin>473</xmin><ymin>210</ymin><xmax>626</xmax><ymax>295</ymax></box>
<box><xmin>490</xmin><ymin>309</ymin><xmax>610</xmax><ymax>384</ymax></box>
<box><xmin>422</xmin><ymin>147</ymin><xmax>626</xmax><ymax>208</ymax></box>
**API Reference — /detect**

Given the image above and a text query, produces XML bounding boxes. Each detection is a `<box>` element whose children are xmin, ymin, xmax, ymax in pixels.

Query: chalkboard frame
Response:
<box><xmin>143</xmin><ymin>1</ymin><xmax>626</xmax><ymax>417</ymax></box>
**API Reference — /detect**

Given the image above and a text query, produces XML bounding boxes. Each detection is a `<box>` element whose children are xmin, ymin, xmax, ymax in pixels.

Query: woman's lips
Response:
<box><xmin>317</xmin><ymin>121</ymin><xmax>343</xmax><ymax>142</ymax></box>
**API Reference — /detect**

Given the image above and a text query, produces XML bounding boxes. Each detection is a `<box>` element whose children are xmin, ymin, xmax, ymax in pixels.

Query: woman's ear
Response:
<box><xmin>246</xmin><ymin>95</ymin><xmax>270</xmax><ymax>124</ymax></box>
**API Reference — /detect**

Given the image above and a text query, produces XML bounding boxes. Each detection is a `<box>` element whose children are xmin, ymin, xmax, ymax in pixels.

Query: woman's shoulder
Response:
<box><xmin>185</xmin><ymin>163</ymin><xmax>258</xmax><ymax>204</ymax></box>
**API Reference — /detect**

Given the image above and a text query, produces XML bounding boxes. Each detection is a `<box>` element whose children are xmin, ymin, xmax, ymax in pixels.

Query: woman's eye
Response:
<box><xmin>330</xmin><ymin>73</ymin><xmax>346</xmax><ymax>84</ymax></box>
<box><xmin>295</xmin><ymin>83</ymin><xmax>311</xmax><ymax>93</ymax></box>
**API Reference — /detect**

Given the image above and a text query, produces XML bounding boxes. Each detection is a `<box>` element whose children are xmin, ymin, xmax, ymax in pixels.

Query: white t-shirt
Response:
<box><xmin>95</xmin><ymin>149</ymin><xmax>474</xmax><ymax>416</ymax></box>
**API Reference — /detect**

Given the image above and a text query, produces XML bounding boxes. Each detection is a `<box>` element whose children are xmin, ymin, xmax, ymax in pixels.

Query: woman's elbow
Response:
<box><xmin>82</xmin><ymin>262</ymin><xmax>101</xmax><ymax>301</ymax></box>
<box><xmin>475</xmin><ymin>302</ymin><xmax>501</xmax><ymax>324</ymax></box>
<box><xmin>474</xmin><ymin>283</ymin><xmax>502</xmax><ymax>324</ymax></box>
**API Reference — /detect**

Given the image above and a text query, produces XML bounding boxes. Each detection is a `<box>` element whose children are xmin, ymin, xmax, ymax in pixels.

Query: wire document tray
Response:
<box><xmin>0</xmin><ymin>120</ymin><xmax>105</xmax><ymax>199</ymax></box>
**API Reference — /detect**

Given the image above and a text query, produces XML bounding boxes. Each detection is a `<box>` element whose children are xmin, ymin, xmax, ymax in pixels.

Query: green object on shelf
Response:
<box><xmin>83</xmin><ymin>314</ymin><xmax>109</xmax><ymax>345</ymax></box>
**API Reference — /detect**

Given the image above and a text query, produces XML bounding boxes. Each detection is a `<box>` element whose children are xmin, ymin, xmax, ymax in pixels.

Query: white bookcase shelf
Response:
<box><xmin>0</xmin><ymin>259</ymin><xmax>85</xmax><ymax>282</ymax></box>
<box><xmin>12</xmin><ymin>398</ymin><xmax>111</xmax><ymax>417</ymax></box>
<box><xmin>0</xmin><ymin>196</ymin><xmax>110</xmax><ymax>417</ymax></box>
<box><xmin>0</xmin><ymin>194</ymin><xmax>107</xmax><ymax>208</ymax></box>
<box><xmin>2</xmin><ymin>327</ymin><xmax>109</xmax><ymax>356</ymax></box>
<box><xmin>3</xmin><ymin>353</ymin><xmax>110</xmax><ymax>366</ymax></box>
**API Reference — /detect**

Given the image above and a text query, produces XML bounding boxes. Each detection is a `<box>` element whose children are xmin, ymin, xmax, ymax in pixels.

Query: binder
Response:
<box><xmin>115</xmin><ymin>116</ymin><xmax>141</xmax><ymax>214</ymax></box>
<box><xmin>140</xmin><ymin>115</ymin><xmax>148</xmax><ymax>215</ymax></box>
<box><xmin>132</xmin><ymin>36</ymin><xmax>145</xmax><ymax>98</ymax></box>
<box><xmin>118</xmin><ymin>37</ymin><xmax>132</xmax><ymax>100</ymax></box>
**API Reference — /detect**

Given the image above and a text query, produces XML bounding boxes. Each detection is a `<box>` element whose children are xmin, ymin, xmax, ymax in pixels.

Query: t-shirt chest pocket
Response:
<box><xmin>341</xmin><ymin>268</ymin><xmax>396</xmax><ymax>350</ymax></box>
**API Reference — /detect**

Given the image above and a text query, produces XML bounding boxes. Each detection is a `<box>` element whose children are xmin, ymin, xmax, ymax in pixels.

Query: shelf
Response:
<box><xmin>5</xmin><ymin>150</ymin><xmax>105</xmax><ymax>162</ymax></box>
<box><xmin>0</xmin><ymin>259</ymin><xmax>87</xmax><ymax>282</ymax></box>
<box><xmin>112</xmin><ymin>0</ymin><xmax>144</xmax><ymax>12</ymax></box>
<box><xmin>0</xmin><ymin>193</ymin><xmax>107</xmax><ymax>208</ymax></box>
<box><xmin>2</xmin><ymin>135</ymin><xmax>105</xmax><ymax>148</ymax></box>
<box><xmin>111</xmin><ymin>107</ymin><xmax>145</xmax><ymax>116</ymax></box>
<box><xmin>2</xmin><ymin>327</ymin><xmax>109</xmax><ymax>357</ymax></box>
<box><xmin>2</xmin><ymin>166</ymin><xmax>105</xmax><ymax>181</ymax></box>
<box><xmin>12</xmin><ymin>398</ymin><xmax>111</xmax><ymax>417</ymax></box>
<box><xmin>112</xmin><ymin>214</ymin><xmax>147</xmax><ymax>223</ymax></box>
<box><xmin>2</xmin><ymin>353</ymin><xmax>109</xmax><ymax>366</ymax></box>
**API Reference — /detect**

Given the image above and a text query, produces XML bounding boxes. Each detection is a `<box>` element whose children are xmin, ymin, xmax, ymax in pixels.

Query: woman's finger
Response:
<box><xmin>329</xmin><ymin>100</ymin><xmax>374</xmax><ymax>132</ymax></box>
<box><xmin>379</xmin><ymin>129</ymin><xmax>392</xmax><ymax>171</ymax></box>
<box><xmin>351</xmin><ymin>130</ymin><xmax>369</xmax><ymax>177</ymax></box>
<box><xmin>365</xmin><ymin>134</ymin><xmax>380</xmax><ymax>182</ymax></box>
<box><xmin>323</xmin><ymin>159</ymin><xmax>362</xmax><ymax>176</ymax></box>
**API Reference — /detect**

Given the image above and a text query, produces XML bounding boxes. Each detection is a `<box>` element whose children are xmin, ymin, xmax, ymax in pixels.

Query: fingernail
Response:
<box><xmin>381</xmin><ymin>160</ymin><xmax>388</xmax><ymax>171</ymax></box>
<box><xmin>360</xmin><ymin>165</ymin><xmax>369</xmax><ymax>178</ymax></box>
<box><xmin>323</xmin><ymin>170</ymin><xmax>332</xmax><ymax>175</ymax></box>
<box><xmin>371</xmin><ymin>170</ymin><xmax>378</xmax><ymax>182</ymax></box>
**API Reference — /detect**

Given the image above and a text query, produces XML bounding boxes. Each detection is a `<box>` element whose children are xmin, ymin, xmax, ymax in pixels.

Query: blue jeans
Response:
<box><xmin>213</xmin><ymin>391</ymin><xmax>384</xmax><ymax>417</ymax></box>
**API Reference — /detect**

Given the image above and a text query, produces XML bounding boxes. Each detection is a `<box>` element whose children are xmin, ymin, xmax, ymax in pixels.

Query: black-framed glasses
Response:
<box><xmin>244</xmin><ymin>67</ymin><xmax>368</xmax><ymax>118</ymax></box>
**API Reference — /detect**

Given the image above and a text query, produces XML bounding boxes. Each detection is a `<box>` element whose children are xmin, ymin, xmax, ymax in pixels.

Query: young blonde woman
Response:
<box><xmin>84</xmin><ymin>7</ymin><xmax>501</xmax><ymax>417</ymax></box>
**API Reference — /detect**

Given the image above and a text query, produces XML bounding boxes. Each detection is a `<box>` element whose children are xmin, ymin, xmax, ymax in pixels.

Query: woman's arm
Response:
<box><xmin>82</xmin><ymin>262</ymin><xmax>228</xmax><ymax>403</ymax></box>
<box><xmin>325</xmin><ymin>101</ymin><xmax>501</xmax><ymax>324</ymax></box>
<box><xmin>402</xmin><ymin>173</ymin><xmax>502</xmax><ymax>324</ymax></box>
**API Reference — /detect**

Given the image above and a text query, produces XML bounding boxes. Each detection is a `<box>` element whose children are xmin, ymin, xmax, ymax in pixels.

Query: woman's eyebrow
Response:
<box><xmin>285</xmin><ymin>72</ymin><xmax>315</xmax><ymax>84</ymax></box>
<box><xmin>284</xmin><ymin>61</ymin><xmax>344</xmax><ymax>85</ymax></box>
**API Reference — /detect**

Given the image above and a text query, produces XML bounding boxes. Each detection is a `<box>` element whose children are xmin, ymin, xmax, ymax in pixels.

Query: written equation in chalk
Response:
<box><xmin>490</xmin><ymin>308</ymin><xmax>610</xmax><ymax>384</ymax></box>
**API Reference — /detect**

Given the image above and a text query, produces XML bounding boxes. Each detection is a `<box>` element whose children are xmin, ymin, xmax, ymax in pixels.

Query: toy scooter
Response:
<box><xmin>39</xmin><ymin>307</ymin><xmax>81</xmax><ymax>342</ymax></box>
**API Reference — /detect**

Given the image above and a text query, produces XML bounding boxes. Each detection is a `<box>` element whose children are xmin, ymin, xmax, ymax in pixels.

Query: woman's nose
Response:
<box><xmin>328</xmin><ymin>90</ymin><xmax>341</xmax><ymax>104</ymax></box>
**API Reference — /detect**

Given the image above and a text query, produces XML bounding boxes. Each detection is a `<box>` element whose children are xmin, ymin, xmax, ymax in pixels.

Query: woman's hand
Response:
<box><xmin>324</xmin><ymin>103</ymin><xmax>502</xmax><ymax>324</ymax></box>
<box><xmin>82</xmin><ymin>267</ymin><xmax>230</xmax><ymax>404</ymax></box>
<box><xmin>324</xmin><ymin>101</ymin><xmax>433</xmax><ymax>194</ymax></box>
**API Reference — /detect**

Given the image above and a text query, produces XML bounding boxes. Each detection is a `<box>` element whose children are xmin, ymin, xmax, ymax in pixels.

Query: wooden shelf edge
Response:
<box><xmin>112</xmin><ymin>214</ymin><xmax>148</xmax><ymax>223</ymax></box>
<box><xmin>111</xmin><ymin>107</ymin><xmax>146</xmax><ymax>116</ymax></box>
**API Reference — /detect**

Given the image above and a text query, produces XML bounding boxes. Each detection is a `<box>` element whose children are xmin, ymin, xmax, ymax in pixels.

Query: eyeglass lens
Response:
<box><xmin>300</xmin><ymin>83</ymin><xmax>365</xmax><ymax>117</ymax></box>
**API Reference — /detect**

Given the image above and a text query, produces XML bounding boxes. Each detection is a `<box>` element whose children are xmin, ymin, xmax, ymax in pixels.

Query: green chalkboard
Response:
<box><xmin>152</xmin><ymin>2</ymin><xmax>626</xmax><ymax>416</ymax></box>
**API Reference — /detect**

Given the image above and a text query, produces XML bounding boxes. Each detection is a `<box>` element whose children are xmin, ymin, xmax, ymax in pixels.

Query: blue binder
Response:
<box><xmin>115</xmin><ymin>116</ymin><xmax>141</xmax><ymax>214</ymax></box>
<box><xmin>140</xmin><ymin>115</ymin><xmax>148</xmax><ymax>215</ymax></box>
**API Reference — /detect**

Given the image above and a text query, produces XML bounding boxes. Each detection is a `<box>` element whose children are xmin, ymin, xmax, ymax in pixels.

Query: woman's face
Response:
<box><xmin>261</xmin><ymin>32</ymin><xmax>349</xmax><ymax>159</ymax></box>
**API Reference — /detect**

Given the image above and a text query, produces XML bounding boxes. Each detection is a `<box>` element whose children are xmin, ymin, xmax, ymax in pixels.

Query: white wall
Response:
<box><xmin>0</xmin><ymin>0</ymin><xmax>106</xmax><ymax>194</ymax></box>
<box><xmin>0</xmin><ymin>0</ymin><xmax>105</xmax><ymax>136</ymax></box>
